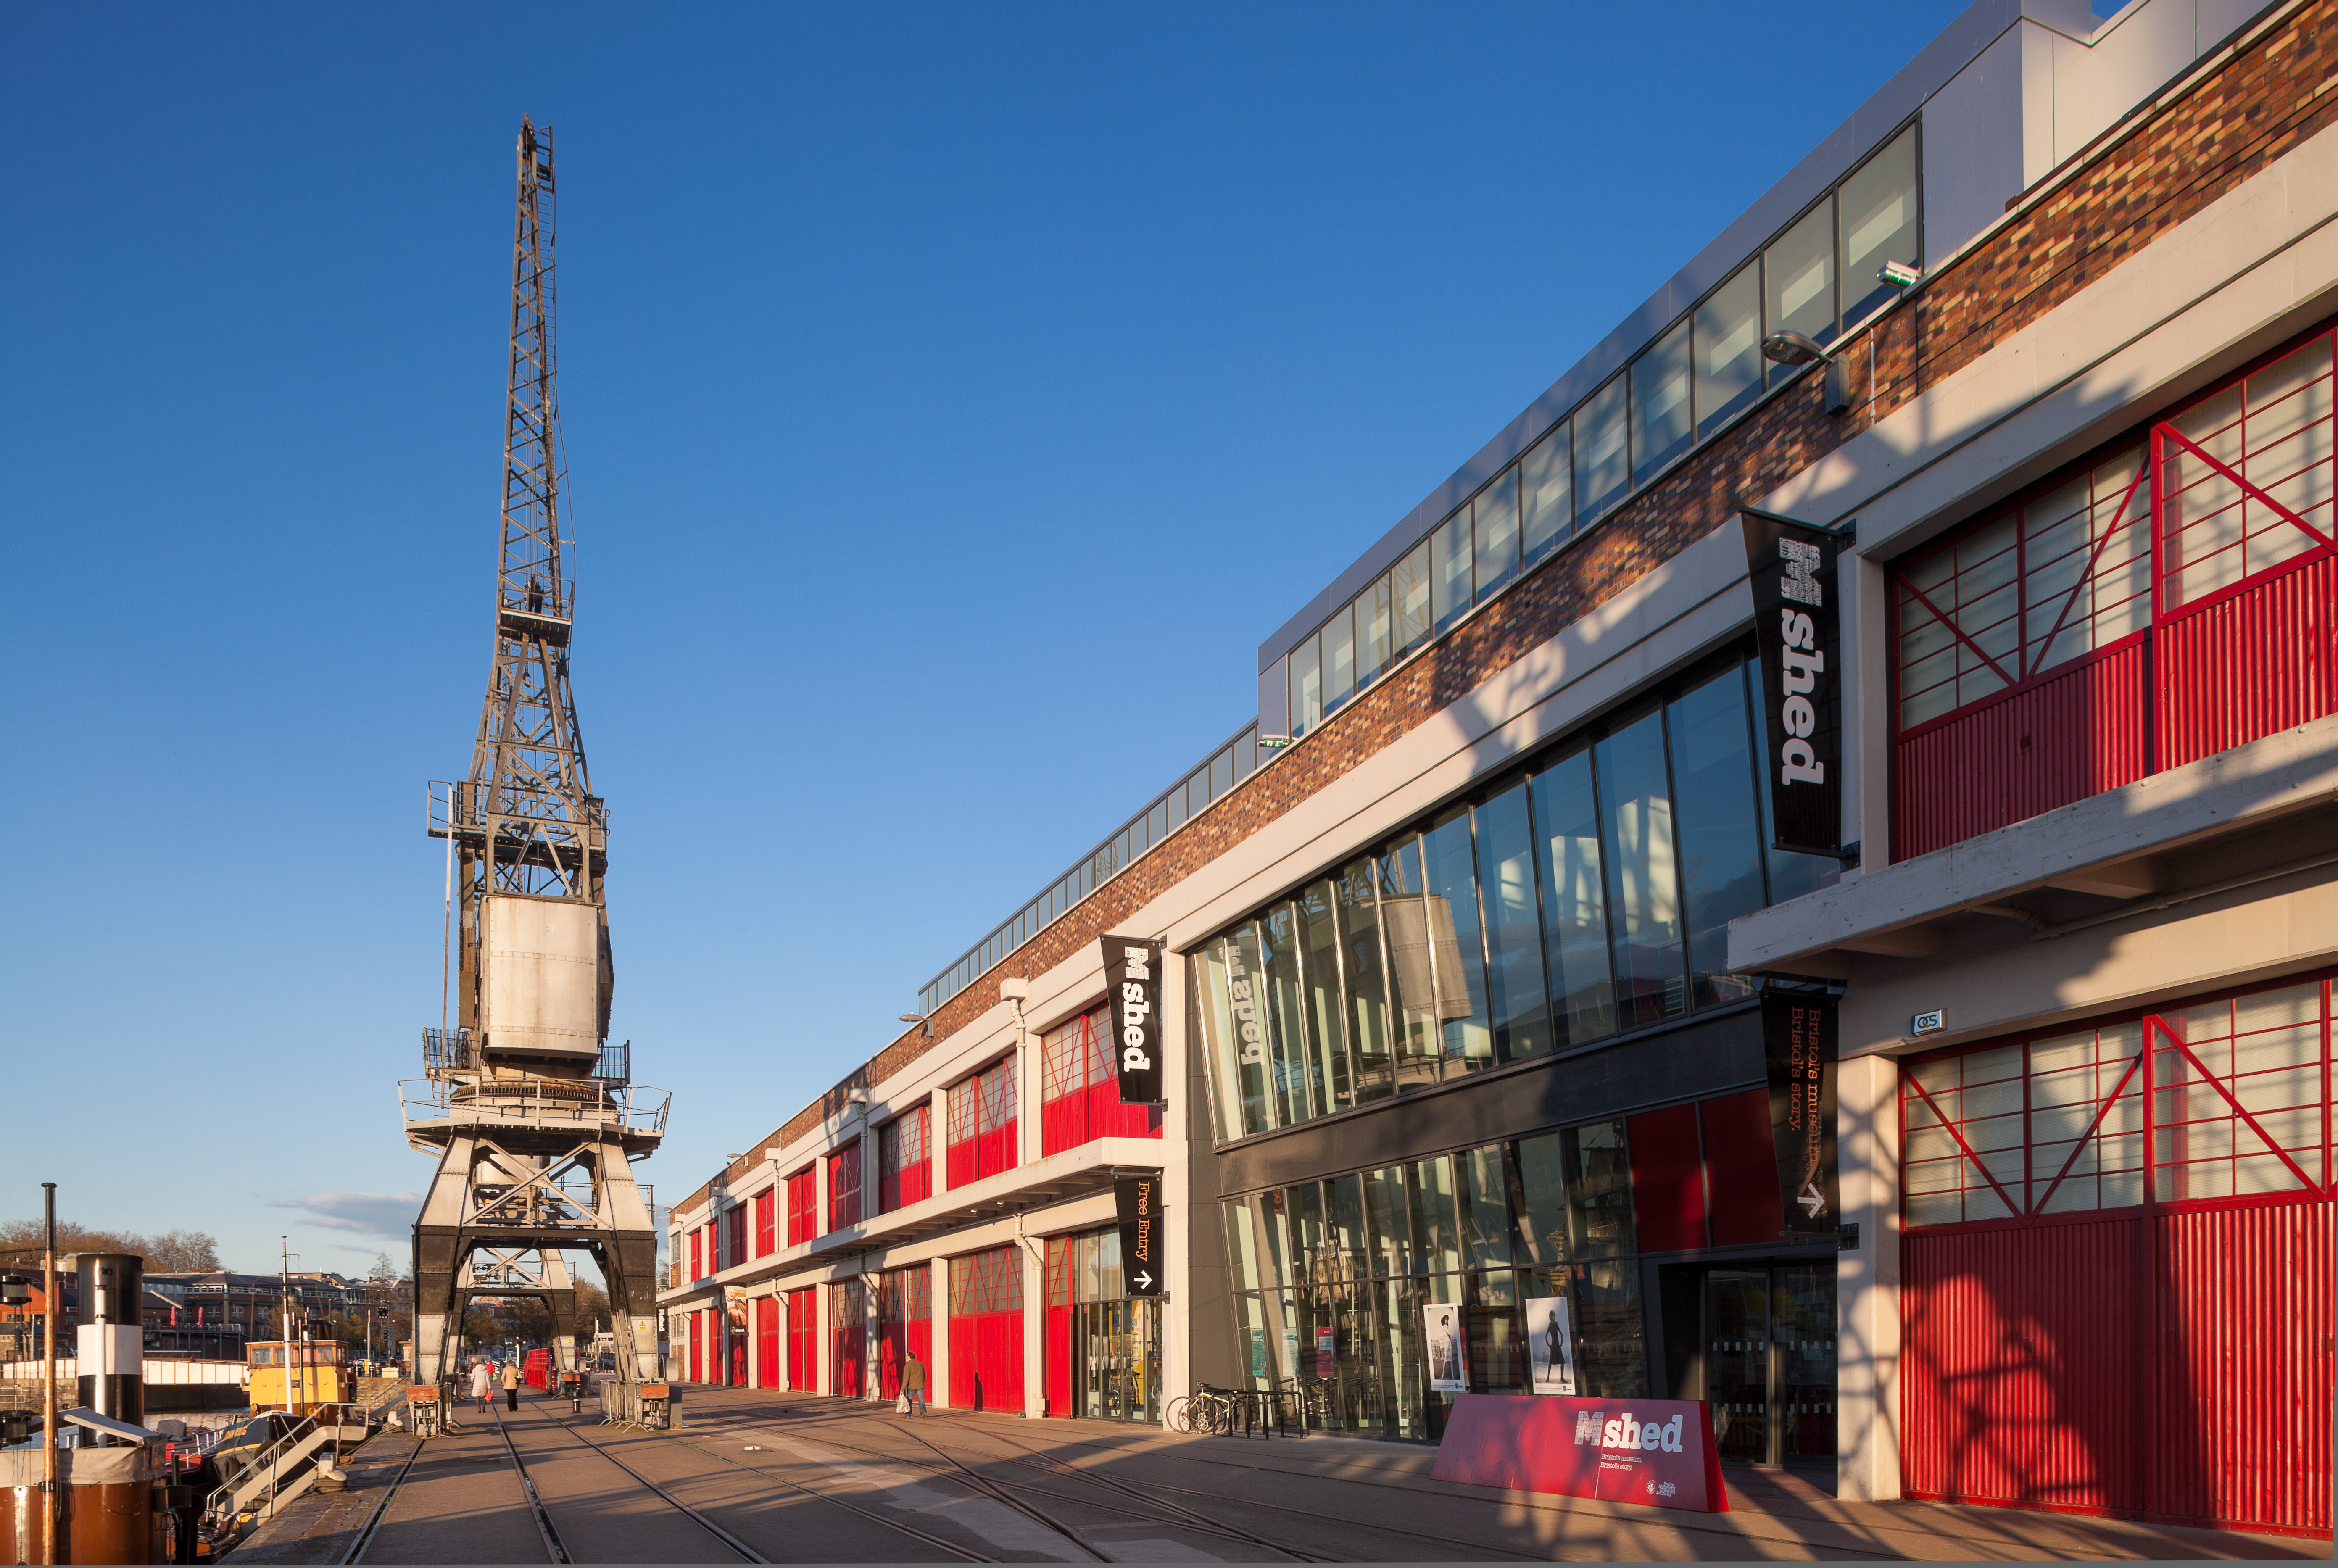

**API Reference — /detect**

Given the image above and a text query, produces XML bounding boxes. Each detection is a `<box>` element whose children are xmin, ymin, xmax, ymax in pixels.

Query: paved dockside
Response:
<box><xmin>234</xmin><ymin>1384</ymin><xmax>2322</xmax><ymax>1563</ymax></box>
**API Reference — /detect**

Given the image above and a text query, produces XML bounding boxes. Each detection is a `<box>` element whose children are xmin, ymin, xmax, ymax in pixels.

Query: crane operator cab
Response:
<box><xmin>247</xmin><ymin>1340</ymin><xmax>351</xmax><ymax>1420</ymax></box>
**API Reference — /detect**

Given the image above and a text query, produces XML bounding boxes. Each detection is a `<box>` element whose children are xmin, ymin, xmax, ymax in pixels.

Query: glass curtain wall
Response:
<box><xmin>1221</xmin><ymin>1121</ymin><xmax>1649</xmax><ymax>1439</ymax></box>
<box><xmin>1197</xmin><ymin>652</ymin><xmax>1838</xmax><ymax>1141</ymax></box>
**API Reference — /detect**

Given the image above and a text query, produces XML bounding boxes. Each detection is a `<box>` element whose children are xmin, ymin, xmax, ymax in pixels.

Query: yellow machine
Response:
<box><xmin>246</xmin><ymin>1340</ymin><xmax>350</xmax><ymax>1416</ymax></box>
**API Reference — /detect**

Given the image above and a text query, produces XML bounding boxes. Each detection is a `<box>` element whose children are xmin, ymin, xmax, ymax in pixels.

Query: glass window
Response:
<box><xmin>1510</xmin><ymin>1132</ymin><xmax>1570</xmax><ymax>1268</ymax></box>
<box><xmin>1364</xmin><ymin>1165</ymin><xmax>1411</xmax><ymax>1276</ymax></box>
<box><xmin>1456</xmin><ymin>1145</ymin><xmax>1513</xmax><ymax>1269</ymax></box>
<box><xmin>1695</xmin><ymin>264</ymin><xmax>1763</xmax><ymax>439</ymax></box>
<box><xmin>1211</xmin><ymin>746</ymin><xmax>1234</xmax><ymax>801</ymax></box>
<box><xmin>1560</xmin><ymin>1119</ymin><xmax>1636</xmax><ymax>1257</ymax></box>
<box><xmin>1597</xmin><ymin>709</ymin><xmax>1685</xmax><ymax>1029</ymax></box>
<box><xmin>1376</xmin><ymin>835</ymin><xmax>1442</xmax><ymax>1088</ymax></box>
<box><xmin>1260</xmin><ymin>903</ymin><xmax>1319</xmax><ymax>1125</ymax></box>
<box><xmin>1337</xmin><ymin>857</ymin><xmax>1395</xmax><ymax>1105</ymax></box>
<box><xmin>1231</xmin><ymin>924</ymin><xmax>1274</xmax><ymax>1134</ymax></box>
<box><xmin>1224</xmin><ymin>1197</ymin><xmax>1263</xmax><ymax>1292</ymax></box>
<box><xmin>1473</xmin><ymin>469</ymin><xmax>1521</xmax><ymax>603</ymax></box>
<box><xmin>1473</xmin><ymin>782</ymin><xmax>1549</xmax><ymax>1062</ymax></box>
<box><xmin>1289</xmin><ymin>634</ymin><xmax>1323</xmax><ymax>738</ymax></box>
<box><xmin>1255</xmin><ymin>1188</ymin><xmax>1293</xmax><ymax>1289</ymax></box>
<box><xmin>1299</xmin><ymin>879</ymin><xmax>1353</xmax><ymax>1113</ymax></box>
<box><xmin>1431</xmin><ymin>509</ymin><xmax>1472</xmax><ymax>632</ymax></box>
<box><xmin>1326</xmin><ymin>1174</ymin><xmax>1368</xmax><ymax>1281</ymax></box>
<box><xmin>1392</xmin><ymin>541</ymin><xmax>1433</xmax><ymax>654</ymax></box>
<box><xmin>1575</xmin><ymin>377</ymin><xmax>1629</xmax><ymax>522</ymax></box>
<box><xmin>1666</xmin><ymin>664</ymin><xmax>1763</xmax><ymax>1009</ymax></box>
<box><xmin>1766</xmin><ymin>198</ymin><xmax>1837</xmax><ymax>366</ymax></box>
<box><xmin>1631</xmin><ymin>320</ymin><xmax>1694</xmax><ymax>486</ymax></box>
<box><xmin>1531</xmin><ymin>747</ymin><xmax>1617</xmax><ymax>1046</ymax></box>
<box><xmin>1839</xmin><ymin>126</ymin><xmax>1919</xmax><ymax>328</ymax></box>
<box><xmin>1406</xmin><ymin>1157</ymin><xmax>1460</xmax><ymax>1274</ymax></box>
<box><xmin>1419</xmin><ymin>806</ymin><xmax>1494</xmax><ymax>1070</ymax></box>
<box><xmin>1288</xmin><ymin>1181</ymin><xmax>1328</xmax><ymax>1285</ymax></box>
<box><xmin>1359</xmin><ymin>575</ymin><xmax>1393</xmax><ymax>686</ymax></box>
<box><xmin>1521</xmin><ymin>422</ymin><xmax>1572</xmax><ymax>566</ymax></box>
<box><xmin>1323</xmin><ymin>604</ymin><xmax>1356</xmax><ymax>713</ymax></box>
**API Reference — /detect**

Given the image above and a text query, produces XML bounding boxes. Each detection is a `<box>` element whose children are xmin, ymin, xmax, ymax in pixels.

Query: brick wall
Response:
<box><xmin>721</xmin><ymin>0</ymin><xmax>2338</xmax><ymax>1183</ymax></box>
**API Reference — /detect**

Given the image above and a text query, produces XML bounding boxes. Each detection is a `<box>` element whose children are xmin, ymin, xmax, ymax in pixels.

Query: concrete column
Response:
<box><xmin>1849</xmin><ymin>551</ymin><xmax>1891</xmax><ymax>875</ymax></box>
<box><xmin>929</xmin><ymin>1257</ymin><xmax>952</xmax><ymax>1410</ymax></box>
<box><xmin>1160</xmin><ymin>946</ymin><xmax>1189</xmax><ymax>1427</ymax></box>
<box><xmin>1022</xmin><ymin>1236</ymin><xmax>1046</xmax><ymax>1419</ymax></box>
<box><xmin>1017</xmin><ymin>1023</ymin><xmax>1041</xmax><ymax>1170</ymax></box>
<box><xmin>1837</xmin><ymin>1051</ymin><xmax>1903</xmax><ymax>1501</ymax></box>
<box><xmin>865</xmin><ymin>1265</ymin><xmax>881</xmax><ymax>1402</ymax></box>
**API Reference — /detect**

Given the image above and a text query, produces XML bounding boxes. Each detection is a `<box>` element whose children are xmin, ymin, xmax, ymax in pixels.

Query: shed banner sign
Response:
<box><xmin>1115</xmin><ymin>1171</ymin><xmax>1162</xmax><ymax>1298</ymax></box>
<box><xmin>1432</xmin><ymin>1394</ymin><xmax>1729</xmax><ymax>1513</ymax></box>
<box><xmin>1763</xmin><ymin>992</ymin><xmax>1840</xmax><ymax>1235</ymax></box>
<box><xmin>1101</xmin><ymin>935</ymin><xmax>1166</xmax><ymax>1105</ymax></box>
<box><xmin>1742</xmin><ymin>509</ymin><xmax>1842</xmax><ymax>857</ymax></box>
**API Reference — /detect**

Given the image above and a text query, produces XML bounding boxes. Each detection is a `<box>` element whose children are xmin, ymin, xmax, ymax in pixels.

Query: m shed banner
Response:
<box><xmin>1101</xmin><ymin>935</ymin><xmax>1165</xmax><ymax>1105</ymax></box>
<box><xmin>1742</xmin><ymin>509</ymin><xmax>1842</xmax><ymax>857</ymax></box>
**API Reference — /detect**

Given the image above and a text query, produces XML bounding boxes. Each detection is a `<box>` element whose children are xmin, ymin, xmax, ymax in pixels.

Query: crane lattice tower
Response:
<box><xmin>406</xmin><ymin>118</ymin><xmax>666</xmax><ymax>1400</ymax></box>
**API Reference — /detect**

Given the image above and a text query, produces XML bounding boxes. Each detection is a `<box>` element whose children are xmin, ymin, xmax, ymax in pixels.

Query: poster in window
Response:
<box><xmin>1421</xmin><ymin>1304</ymin><xmax>1468</xmax><ymax>1393</ymax></box>
<box><xmin>1315</xmin><ymin>1327</ymin><xmax>1336</xmax><ymax>1380</ymax></box>
<box><xmin>1525</xmin><ymin>1296</ymin><xmax>1577</xmax><ymax>1395</ymax></box>
<box><xmin>724</xmin><ymin>1286</ymin><xmax>750</xmax><ymax>1333</ymax></box>
<box><xmin>1248</xmin><ymin>1326</ymin><xmax>1267</xmax><ymax>1378</ymax></box>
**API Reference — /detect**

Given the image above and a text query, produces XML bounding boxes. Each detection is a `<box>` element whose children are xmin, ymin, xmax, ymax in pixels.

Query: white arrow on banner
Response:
<box><xmin>1800</xmin><ymin>1181</ymin><xmax>1826</xmax><ymax>1217</ymax></box>
<box><xmin>1133</xmin><ymin>1270</ymin><xmax>1153</xmax><ymax>1291</ymax></box>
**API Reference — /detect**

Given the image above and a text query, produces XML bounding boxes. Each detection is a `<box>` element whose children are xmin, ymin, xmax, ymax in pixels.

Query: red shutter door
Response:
<box><xmin>756</xmin><ymin>1296</ymin><xmax>779</xmax><ymax>1389</ymax></box>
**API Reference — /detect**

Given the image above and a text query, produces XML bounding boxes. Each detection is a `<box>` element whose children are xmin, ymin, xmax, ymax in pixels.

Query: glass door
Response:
<box><xmin>1073</xmin><ymin>1299</ymin><xmax>1161</xmax><ymax>1423</ymax></box>
<box><xmin>1704</xmin><ymin>1269</ymin><xmax>1770</xmax><ymax>1463</ymax></box>
<box><xmin>1773</xmin><ymin>1265</ymin><xmax>1836</xmax><ymax>1463</ymax></box>
<box><xmin>1703</xmin><ymin>1264</ymin><xmax>1838</xmax><ymax>1465</ymax></box>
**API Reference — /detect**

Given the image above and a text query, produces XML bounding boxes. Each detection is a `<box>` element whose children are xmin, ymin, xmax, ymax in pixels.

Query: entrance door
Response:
<box><xmin>1703</xmin><ymin>1265</ymin><xmax>1837</xmax><ymax>1466</ymax></box>
<box><xmin>1073</xmin><ymin>1300</ymin><xmax>1161</xmax><ymax>1423</ymax></box>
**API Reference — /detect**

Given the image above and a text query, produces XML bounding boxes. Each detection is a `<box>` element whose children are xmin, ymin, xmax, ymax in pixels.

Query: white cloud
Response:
<box><xmin>271</xmin><ymin>1192</ymin><xmax>421</xmax><ymax>1241</ymax></box>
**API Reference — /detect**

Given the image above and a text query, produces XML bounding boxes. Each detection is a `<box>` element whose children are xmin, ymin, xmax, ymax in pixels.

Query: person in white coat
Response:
<box><xmin>469</xmin><ymin>1357</ymin><xmax>493</xmax><ymax>1414</ymax></box>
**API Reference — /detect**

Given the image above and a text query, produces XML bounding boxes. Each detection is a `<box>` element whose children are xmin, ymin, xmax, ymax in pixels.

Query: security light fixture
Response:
<box><xmin>1877</xmin><ymin>259</ymin><xmax>1921</xmax><ymax>289</ymax></box>
<box><xmin>0</xmin><ymin>1276</ymin><xmax>28</xmax><ymax>1307</ymax></box>
<box><xmin>1761</xmin><ymin>330</ymin><xmax>1851</xmax><ymax>416</ymax></box>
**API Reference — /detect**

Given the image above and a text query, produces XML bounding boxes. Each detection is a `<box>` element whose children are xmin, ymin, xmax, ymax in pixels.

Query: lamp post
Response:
<box><xmin>42</xmin><ymin>1181</ymin><xmax>57</xmax><ymax>1568</ymax></box>
<box><xmin>1761</xmin><ymin>329</ymin><xmax>1851</xmax><ymax>416</ymax></box>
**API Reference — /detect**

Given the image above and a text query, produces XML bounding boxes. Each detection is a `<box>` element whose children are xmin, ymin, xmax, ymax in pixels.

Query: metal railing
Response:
<box><xmin>423</xmin><ymin>1026</ymin><xmax>473</xmax><ymax>1076</ymax></box>
<box><xmin>398</xmin><ymin>1076</ymin><xmax>670</xmax><ymax>1138</ymax></box>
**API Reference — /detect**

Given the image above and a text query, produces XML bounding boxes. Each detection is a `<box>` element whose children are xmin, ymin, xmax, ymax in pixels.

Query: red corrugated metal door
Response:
<box><xmin>1903</xmin><ymin>1216</ymin><xmax>2145</xmax><ymax>1516</ymax></box>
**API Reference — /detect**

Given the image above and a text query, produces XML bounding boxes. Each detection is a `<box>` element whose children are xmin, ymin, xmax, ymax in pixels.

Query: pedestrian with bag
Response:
<box><xmin>469</xmin><ymin>1357</ymin><xmax>493</xmax><ymax>1415</ymax></box>
<box><xmin>901</xmin><ymin>1352</ymin><xmax>927</xmax><ymax>1418</ymax></box>
<box><xmin>502</xmin><ymin>1357</ymin><xmax>522</xmax><ymax>1411</ymax></box>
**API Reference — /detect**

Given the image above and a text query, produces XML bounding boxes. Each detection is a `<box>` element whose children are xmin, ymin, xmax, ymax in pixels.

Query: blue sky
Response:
<box><xmin>1</xmin><ymin>1</ymin><xmax>1973</xmax><ymax>1275</ymax></box>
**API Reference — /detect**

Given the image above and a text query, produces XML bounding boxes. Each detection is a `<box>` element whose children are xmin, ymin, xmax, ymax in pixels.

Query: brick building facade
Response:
<box><xmin>662</xmin><ymin>0</ymin><xmax>2335</xmax><ymax>1537</ymax></box>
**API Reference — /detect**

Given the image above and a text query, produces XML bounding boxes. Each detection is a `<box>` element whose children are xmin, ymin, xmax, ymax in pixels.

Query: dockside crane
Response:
<box><xmin>402</xmin><ymin>119</ymin><xmax>668</xmax><ymax>1422</ymax></box>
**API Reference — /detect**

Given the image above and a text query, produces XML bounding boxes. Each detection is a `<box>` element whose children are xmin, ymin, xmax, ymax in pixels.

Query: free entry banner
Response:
<box><xmin>1433</xmin><ymin>1394</ymin><xmax>1729</xmax><ymax>1513</ymax></box>
<box><xmin>1764</xmin><ymin>991</ymin><xmax>1840</xmax><ymax>1235</ymax></box>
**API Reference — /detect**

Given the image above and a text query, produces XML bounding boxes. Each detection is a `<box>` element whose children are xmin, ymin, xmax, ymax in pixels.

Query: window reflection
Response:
<box><xmin>1360</xmin><ymin>576</ymin><xmax>1392</xmax><ymax>686</ymax></box>
<box><xmin>1431</xmin><ymin>510</ymin><xmax>1472</xmax><ymax>632</ymax></box>
<box><xmin>1392</xmin><ymin>542</ymin><xmax>1433</xmax><ymax>654</ymax></box>
<box><xmin>1521</xmin><ymin>423</ymin><xmax>1572</xmax><ymax>564</ymax></box>
<box><xmin>1597</xmin><ymin>709</ymin><xmax>1685</xmax><ymax>1028</ymax></box>
<box><xmin>1323</xmin><ymin>604</ymin><xmax>1356</xmax><ymax>714</ymax></box>
<box><xmin>1195</xmin><ymin>652</ymin><xmax>1837</xmax><ymax>1139</ymax></box>
<box><xmin>1288</xmin><ymin>635</ymin><xmax>1322</xmax><ymax>737</ymax></box>
<box><xmin>1767</xmin><ymin>199</ymin><xmax>1837</xmax><ymax>364</ymax></box>
<box><xmin>1696</xmin><ymin>265</ymin><xmax>1763</xmax><ymax>438</ymax></box>
<box><xmin>1473</xmin><ymin>470</ymin><xmax>1521</xmax><ymax>603</ymax></box>
<box><xmin>1632</xmin><ymin>320</ymin><xmax>1694</xmax><ymax>486</ymax></box>
<box><xmin>1576</xmin><ymin>377</ymin><xmax>1630</xmax><ymax>520</ymax></box>
<box><xmin>1419</xmin><ymin>806</ymin><xmax>1494</xmax><ymax>1070</ymax></box>
<box><xmin>1474</xmin><ymin>783</ymin><xmax>1549</xmax><ymax>1062</ymax></box>
<box><xmin>1839</xmin><ymin>126</ymin><xmax>1919</xmax><ymax>327</ymax></box>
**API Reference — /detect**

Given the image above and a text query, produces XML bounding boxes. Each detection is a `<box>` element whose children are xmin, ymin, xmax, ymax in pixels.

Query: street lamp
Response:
<box><xmin>1761</xmin><ymin>329</ymin><xmax>1852</xmax><ymax>416</ymax></box>
<box><xmin>898</xmin><ymin>1012</ymin><xmax>931</xmax><ymax>1038</ymax></box>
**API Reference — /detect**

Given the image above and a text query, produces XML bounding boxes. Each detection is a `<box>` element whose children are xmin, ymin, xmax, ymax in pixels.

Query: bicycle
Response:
<box><xmin>1165</xmin><ymin>1383</ymin><xmax>1241</xmax><ymax>1435</ymax></box>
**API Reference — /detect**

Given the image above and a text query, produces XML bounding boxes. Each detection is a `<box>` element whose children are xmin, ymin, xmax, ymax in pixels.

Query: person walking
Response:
<box><xmin>901</xmin><ymin>1352</ymin><xmax>927</xmax><ymax>1418</ymax></box>
<box><xmin>469</xmin><ymin>1357</ymin><xmax>493</xmax><ymax>1415</ymax></box>
<box><xmin>502</xmin><ymin>1357</ymin><xmax>522</xmax><ymax>1412</ymax></box>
